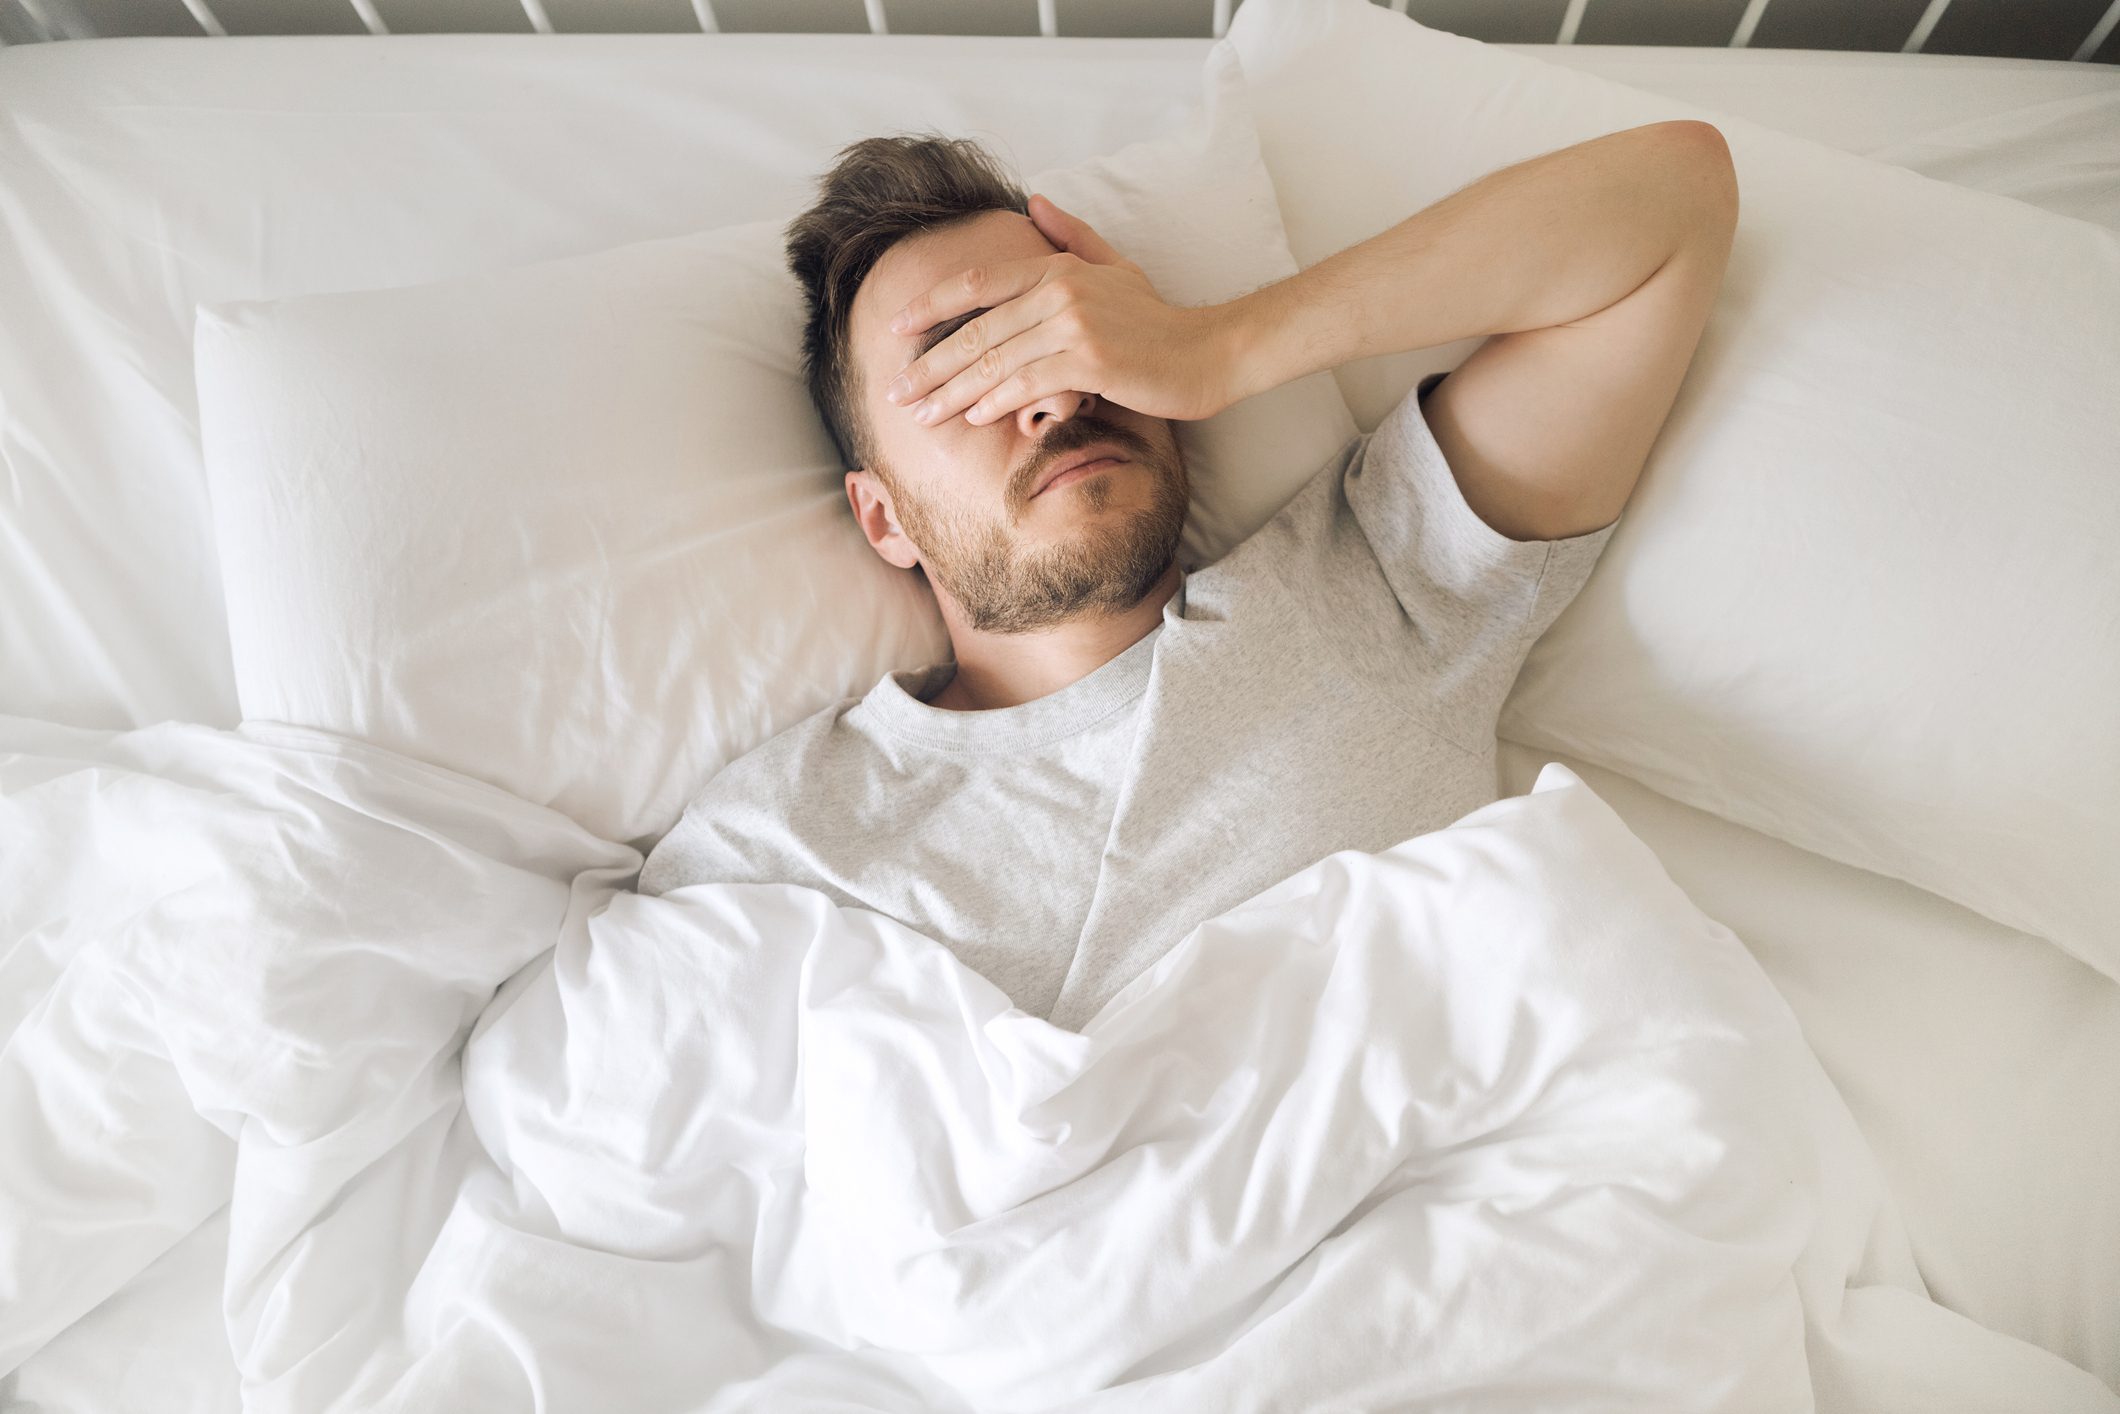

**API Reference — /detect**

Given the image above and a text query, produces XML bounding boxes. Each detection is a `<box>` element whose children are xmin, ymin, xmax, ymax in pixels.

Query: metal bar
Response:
<box><xmin>181</xmin><ymin>0</ymin><xmax>228</xmax><ymax>38</ymax></box>
<box><xmin>1556</xmin><ymin>0</ymin><xmax>1588</xmax><ymax>44</ymax></box>
<box><xmin>1901</xmin><ymin>0</ymin><xmax>1953</xmax><ymax>53</ymax></box>
<box><xmin>41</xmin><ymin>0</ymin><xmax>96</xmax><ymax>36</ymax></box>
<box><xmin>1728</xmin><ymin>0</ymin><xmax>1773</xmax><ymax>48</ymax></box>
<box><xmin>9</xmin><ymin>0</ymin><xmax>2071</xmax><ymax>54</ymax></box>
<box><xmin>2075</xmin><ymin>0</ymin><xmax>2120</xmax><ymax>60</ymax></box>
<box><xmin>16</xmin><ymin>0</ymin><xmax>58</xmax><ymax>41</ymax></box>
<box><xmin>347</xmin><ymin>0</ymin><xmax>389</xmax><ymax>36</ymax></box>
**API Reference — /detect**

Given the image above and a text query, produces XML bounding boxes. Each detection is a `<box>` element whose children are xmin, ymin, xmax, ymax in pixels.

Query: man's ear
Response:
<box><xmin>845</xmin><ymin>468</ymin><xmax>921</xmax><ymax>571</ymax></box>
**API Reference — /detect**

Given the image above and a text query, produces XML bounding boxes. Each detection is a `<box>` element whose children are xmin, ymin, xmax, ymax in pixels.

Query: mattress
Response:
<box><xmin>1</xmin><ymin>31</ymin><xmax>2114</xmax><ymax>1409</ymax></box>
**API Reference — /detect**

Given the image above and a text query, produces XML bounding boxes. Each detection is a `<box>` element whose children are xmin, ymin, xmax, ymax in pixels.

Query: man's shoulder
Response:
<box><xmin>1189</xmin><ymin>430</ymin><xmax>1365</xmax><ymax>588</ymax></box>
<box><xmin>702</xmin><ymin>684</ymin><xmax>879</xmax><ymax>800</ymax></box>
<box><xmin>639</xmin><ymin>685</ymin><xmax>881</xmax><ymax>895</ymax></box>
<box><xmin>1192</xmin><ymin>371</ymin><xmax>1456</xmax><ymax>587</ymax></box>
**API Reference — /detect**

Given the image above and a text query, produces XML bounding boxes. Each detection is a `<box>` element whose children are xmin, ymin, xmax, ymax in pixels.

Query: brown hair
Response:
<box><xmin>783</xmin><ymin>133</ymin><xmax>1028</xmax><ymax>476</ymax></box>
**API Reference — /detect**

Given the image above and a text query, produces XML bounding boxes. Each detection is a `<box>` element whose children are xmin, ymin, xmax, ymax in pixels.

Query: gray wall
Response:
<box><xmin>5</xmin><ymin>0</ymin><xmax>2116</xmax><ymax>62</ymax></box>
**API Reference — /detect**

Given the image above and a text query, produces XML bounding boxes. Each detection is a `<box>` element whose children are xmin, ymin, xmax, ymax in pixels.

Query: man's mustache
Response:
<box><xmin>1014</xmin><ymin>418</ymin><xmax>1158</xmax><ymax>503</ymax></box>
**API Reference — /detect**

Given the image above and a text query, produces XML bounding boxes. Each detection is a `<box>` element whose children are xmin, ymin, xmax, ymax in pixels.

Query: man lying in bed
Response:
<box><xmin>639</xmin><ymin>123</ymin><xmax>1738</xmax><ymax>1033</ymax></box>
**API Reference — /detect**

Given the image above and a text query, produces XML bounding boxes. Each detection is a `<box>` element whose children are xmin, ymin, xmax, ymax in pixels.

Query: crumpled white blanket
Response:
<box><xmin>3</xmin><ymin>716</ymin><xmax>2114</xmax><ymax>1412</ymax></box>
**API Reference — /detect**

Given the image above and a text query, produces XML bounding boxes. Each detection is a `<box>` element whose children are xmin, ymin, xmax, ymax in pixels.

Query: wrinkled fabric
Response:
<box><xmin>4</xmin><ymin>716</ymin><xmax>2115</xmax><ymax>1412</ymax></box>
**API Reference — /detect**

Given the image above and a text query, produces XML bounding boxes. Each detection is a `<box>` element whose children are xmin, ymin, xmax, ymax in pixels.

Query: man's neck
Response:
<box><xmin>927</xmin><ymin>561</ymin><xmax>1182</xmax><ymax>712</ymax></box>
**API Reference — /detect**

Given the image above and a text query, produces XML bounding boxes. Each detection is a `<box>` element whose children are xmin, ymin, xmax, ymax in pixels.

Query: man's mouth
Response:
<box><xmin>1032</xmin><ymin>452</ymin><xmax>1128</xmax><ymax>499</ymax></box>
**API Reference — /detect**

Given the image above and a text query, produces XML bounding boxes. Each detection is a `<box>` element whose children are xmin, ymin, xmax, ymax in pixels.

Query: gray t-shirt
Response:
<box><xmin>639</xmin><ymin>372</ymin><xmax>1619</xmax><ymax>1032</ymax></box>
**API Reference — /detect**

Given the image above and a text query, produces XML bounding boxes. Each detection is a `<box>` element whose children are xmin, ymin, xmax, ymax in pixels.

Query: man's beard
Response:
<box><xmin>888</xmin><ymin>430</ymin><xmax>1189</xmax><ymax>636</ymax></box>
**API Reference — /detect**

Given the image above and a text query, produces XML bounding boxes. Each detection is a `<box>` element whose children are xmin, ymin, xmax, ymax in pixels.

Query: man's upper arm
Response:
<box><xmin>1419</xmin><ymin>126</ymin><xmax>1740</xmax><ymax>542</ymax></box>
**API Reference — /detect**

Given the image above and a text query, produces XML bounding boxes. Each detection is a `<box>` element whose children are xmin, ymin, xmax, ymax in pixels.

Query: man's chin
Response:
<box><xmin>945</xmin><ymin>555</ymin><xmax>1175</xmax><ymax>633</ymax></box>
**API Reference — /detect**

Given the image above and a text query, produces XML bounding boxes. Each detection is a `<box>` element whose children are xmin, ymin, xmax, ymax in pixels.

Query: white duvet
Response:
<box><xmin>2</xmin><ymin>716</ymin><xmax>2112</xmax><ymax>1412</ymax></box>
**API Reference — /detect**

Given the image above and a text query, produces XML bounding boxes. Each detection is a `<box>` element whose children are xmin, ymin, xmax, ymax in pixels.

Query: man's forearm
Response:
<box><xmin>1218</xmin><ymin>121</ymin><xmax>1738</xmax><ymax>405</ymax></box>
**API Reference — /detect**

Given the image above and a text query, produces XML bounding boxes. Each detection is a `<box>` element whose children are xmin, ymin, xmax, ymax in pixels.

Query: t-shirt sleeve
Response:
<box><xmin>1333</xmin><ymin>370</ymin><xmax>1622</xmax><ymax>750</ymax></box>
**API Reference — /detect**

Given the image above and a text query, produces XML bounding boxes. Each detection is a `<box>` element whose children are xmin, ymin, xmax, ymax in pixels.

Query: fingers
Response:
<box><xmin>888</xmin><ymin>254</ymin><xmax>1042</xmax><ymax>338</ymax></box>
<box><xmin>888</xmin><ymin>277</ymin><xmax>1066</xmax><ymax>411</ymax></box>
<box><xmin>904</xmin><ymin>318</ymin><xmax>1074</xmax><ymax>428</ymax></box>
<box><xmin>1028</xmin><ymin>193</ymin><xmax>1125</xmax><ymax>267</ymax></box>
<box><xmin>963</xmin><ymin>350</ymin><xmax>1084</xmax><ymax>426</ymax></box>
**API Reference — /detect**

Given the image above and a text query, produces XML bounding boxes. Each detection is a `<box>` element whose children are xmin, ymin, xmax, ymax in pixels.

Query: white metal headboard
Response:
<box><xmin>6</xmin><ymin>0</ymin><xmax>2119</xmax><ymax>63</ymax></box>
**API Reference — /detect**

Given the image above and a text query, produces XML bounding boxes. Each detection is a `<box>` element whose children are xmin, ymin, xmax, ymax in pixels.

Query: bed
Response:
<box><xmin>2</xmin><ymin>2</ymin><xmax>2116</xmax><ymax>1408</ymax></box>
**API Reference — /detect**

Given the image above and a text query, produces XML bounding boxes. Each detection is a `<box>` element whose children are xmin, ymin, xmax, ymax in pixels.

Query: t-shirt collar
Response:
<box><xmin>860</xmin><ymin>574</ymin><xmax>1184</xmax><ymax>751</ymax></box>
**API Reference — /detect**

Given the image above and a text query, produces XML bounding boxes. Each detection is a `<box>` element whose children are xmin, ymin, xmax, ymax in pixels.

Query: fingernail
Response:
<box><xmin>886</xmin><ymin>376</ymin><xmax>910</xmax><ymax>403</ymax></box>
<box><xmin>890</xmin><ymin>313</ymin><xmax>909</xmax><ymax>333</ymax></box>
<box><xmin>914</xmin><ymin>402</ymin><xmax>938</xmax><ymax>424</ymax></box>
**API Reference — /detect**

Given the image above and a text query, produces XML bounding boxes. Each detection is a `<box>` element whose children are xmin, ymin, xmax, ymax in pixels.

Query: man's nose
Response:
<box><xmin>1011</xmin><ymin>389</ymin><xmax>1098</xmax><ymax>436</ymax></box>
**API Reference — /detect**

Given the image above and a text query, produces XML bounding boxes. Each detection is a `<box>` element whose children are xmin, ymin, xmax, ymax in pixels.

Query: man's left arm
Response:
<box><xmin>1218</xmin><ymin>121</ymin><xmax>1740</xmax><ymax>542</ymax></box>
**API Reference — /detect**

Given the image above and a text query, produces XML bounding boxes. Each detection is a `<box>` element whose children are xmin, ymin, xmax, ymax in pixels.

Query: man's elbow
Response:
<box><xmin>1661</xmin><ymin>120</ymin><xmax>1740</xmax><ymax>232</ymax></box>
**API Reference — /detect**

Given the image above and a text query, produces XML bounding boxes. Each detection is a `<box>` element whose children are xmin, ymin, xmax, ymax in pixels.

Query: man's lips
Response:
<box><xmin>1032</xmin><ymin>452</ymin><xmax>1128</xmax><ymax>499</ymax></box>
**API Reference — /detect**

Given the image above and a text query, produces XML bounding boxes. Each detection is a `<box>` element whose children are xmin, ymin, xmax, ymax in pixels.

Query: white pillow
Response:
<box><xmin>1229</xmin><ymin>0</ymin><xmax>2120</xmax><ymax>982</ymax></box>
<box><xmin>195</xmin><ymin>41</ymin><xmax>1356</xmax><ymax>849</ymax></box>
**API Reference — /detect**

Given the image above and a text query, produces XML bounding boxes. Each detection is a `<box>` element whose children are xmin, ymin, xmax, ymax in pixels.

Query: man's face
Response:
<box><xmin>846</xmin><ymin>209</ymin><xmax>1189</xmax><ymax>636</ymax></box>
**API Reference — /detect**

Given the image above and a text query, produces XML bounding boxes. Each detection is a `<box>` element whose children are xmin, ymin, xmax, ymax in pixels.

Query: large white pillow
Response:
<box><xmin>1229</xmin><ymin>0</ymin><xmax>2120</xmax><ymax>982</ymax></box>
<box><xmin>195</xmin><ymin>41</ymin><xmax>1355</xmax><ymax>850</ymax></box>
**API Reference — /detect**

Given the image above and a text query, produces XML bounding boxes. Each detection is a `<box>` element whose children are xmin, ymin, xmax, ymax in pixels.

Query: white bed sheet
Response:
<box><xmin>1496</xmin><ymin>741</ymin><xmax>2120</xmax><ymax>1387</ymax></box>
<box><xmin>2</xmin><ymin>31</ymin><xmax>2116</xmax><ymax>1411</ymax></box>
